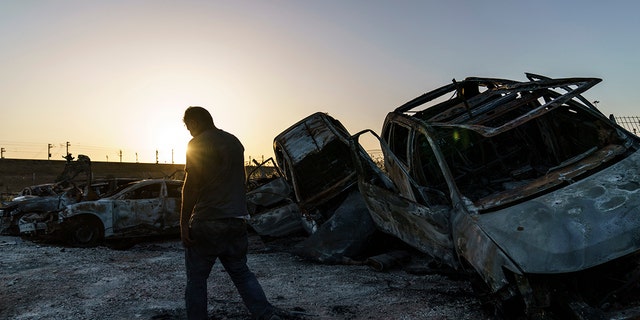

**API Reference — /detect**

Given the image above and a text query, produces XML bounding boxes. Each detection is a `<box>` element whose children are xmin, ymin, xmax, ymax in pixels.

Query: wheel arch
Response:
<box><xmin>63</xmin><ymin>213</ymin><xmax>106</xmax><ymax>247</ymax></box>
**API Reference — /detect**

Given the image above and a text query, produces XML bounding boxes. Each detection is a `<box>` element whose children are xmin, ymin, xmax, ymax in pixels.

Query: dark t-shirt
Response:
<box><xmin>185</xmin><ymin>128</ymin><xmax>248</xmax><ymax>220</ymax></box>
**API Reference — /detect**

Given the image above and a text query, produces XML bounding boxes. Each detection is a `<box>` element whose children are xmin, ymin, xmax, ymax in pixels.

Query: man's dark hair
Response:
<box><xmin>183</xmin><ymin>106</ymin><xmax>215</xmax><ymax>129</ymax></box>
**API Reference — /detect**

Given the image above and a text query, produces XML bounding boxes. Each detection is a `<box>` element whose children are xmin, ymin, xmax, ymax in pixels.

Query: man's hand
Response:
<box><xmin>180</xmin><ymin>172</ymin><xmax>197</xmax><ymax>248</ymax></box>
<box><xmin>181</xmin><ymin>225</ymin><xmax>196</xmax><ymax>247</ymax></box>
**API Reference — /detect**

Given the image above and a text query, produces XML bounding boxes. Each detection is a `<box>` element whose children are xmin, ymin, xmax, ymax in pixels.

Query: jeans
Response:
<box><xmin>185</xmin><ymin>218</ymin><xmax>274</xmax><ymax>320</ymax></box>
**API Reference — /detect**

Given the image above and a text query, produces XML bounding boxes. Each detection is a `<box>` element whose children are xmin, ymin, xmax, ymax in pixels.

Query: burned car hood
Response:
<box><xmin>476</xmin><ymin>149</ymin><xmax>640</xmax><ymax>274</ymax></box>
<box><xmin>2</xmin><ymin>196</ymin><xmax>66</xmax><ymax>216</ymax></box>
<box><xmin>63</xmin><ymin>200</ymin><xmax>110</xmax><ymax>216</ymax></box>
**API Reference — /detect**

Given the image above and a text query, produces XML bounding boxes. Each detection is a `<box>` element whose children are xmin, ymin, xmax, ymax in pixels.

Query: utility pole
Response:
<box><xmin>155</xmin><ymin>150</ymin><xmax>159</xmax><ymax>164</ymax></box>
<box><xmin>136</xmin><ymin>152</ymin><xmax>138</xmax><ymax>163</ymax></box>
<box><xmin>1</xmin><ymin>147</ymin><xmax>5</xmax><ymax>159</ymax></box>
<box><xmin>119</xmin><ymin>150</ymin><xmax>123</xmax><ymax>163</ymax></box>
<box><xmin>47</xmin><ymin>143</ymin><xmax>52</xmax><ymax>160</ymax></box>
<box><xmin>171</xmin><ymin>149</ymin><xmax>174</xmax><ymax>164</ymax></box>
<box><xmin>64</xmin><ymin>141</ymin><xmax>73</xmax><ymax>162</ymax></box>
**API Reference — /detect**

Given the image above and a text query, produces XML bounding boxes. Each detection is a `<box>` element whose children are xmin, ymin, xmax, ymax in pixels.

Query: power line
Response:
<box><xmin>0</xmin><ymin>140</ymin><xmax>182</xmax><ymax>163</ymax></box>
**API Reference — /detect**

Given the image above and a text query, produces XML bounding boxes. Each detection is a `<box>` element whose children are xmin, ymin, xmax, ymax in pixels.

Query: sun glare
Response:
<box><xmin>149</xmin><ymin>123</ymin><xmax>190</xmax><ymax>164</ymax></box>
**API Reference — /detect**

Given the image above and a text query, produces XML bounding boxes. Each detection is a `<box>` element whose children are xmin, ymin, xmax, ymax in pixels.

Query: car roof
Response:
<box><xmin>393</xmin><ymin>74</ymin><xmax>602</xmax><ymax>137</ymax></box>
<box><xmin>104</xmin><ymin>179</ymin><xmax>183</xmax><ymax>198</ymax></box>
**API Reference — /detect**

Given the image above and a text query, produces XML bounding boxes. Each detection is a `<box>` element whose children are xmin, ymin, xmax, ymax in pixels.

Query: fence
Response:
<box><xmin>611</xmin><ymin>116</ymin><xmax>640</xmax><ymax>136</ymax></box>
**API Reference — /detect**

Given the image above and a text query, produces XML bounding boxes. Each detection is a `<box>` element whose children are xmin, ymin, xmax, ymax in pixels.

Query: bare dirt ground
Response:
<box><xmin>0</xmin><ymin>234</ymin><xmax>489</xmax><ymax>320</ymax></box>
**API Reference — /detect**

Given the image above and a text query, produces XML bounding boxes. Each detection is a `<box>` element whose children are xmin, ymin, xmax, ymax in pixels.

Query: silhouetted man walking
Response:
<box><xmin>180</xmin><ymin>106</ymin><xmax>280</xmax><ymax>320</ymax></box>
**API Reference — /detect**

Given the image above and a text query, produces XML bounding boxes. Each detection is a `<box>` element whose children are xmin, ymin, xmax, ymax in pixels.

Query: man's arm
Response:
<box><xmin>180</xmin><ymin>172</ymin><xmax>198</xmax><ymax>247</ymax></box>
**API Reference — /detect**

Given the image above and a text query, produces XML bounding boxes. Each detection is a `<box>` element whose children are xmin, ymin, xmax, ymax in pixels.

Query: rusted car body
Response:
<box><xmin>350</xmin><ymin>74</ymin><xmax>640</xmax><ymax>318</ymax></box>
<box><xmin>245</xmin><ymin>158</ymin><xmax>303</xmax><ymax>237</ymax></box>
<box><xmin>1</xmin><ymin>178</ymin><xmax>139</xmax><ymax>236</ymax></box>
<box><xmin>273</xmin><ymin>112</ymin><xmax>359</xmax><ymax>233</ymax></box>
<box><xmin>0</xmin><ymin>189</ymin><xmax>82</xmax><ymax>235</ymax></box>
<box><xmin>273</xmin><ymin>112</ymin><xmax>380</xmax><ymax>262</ymax></box>
<box><xmin>16</xmin><ymin>183</ymin><xmax>58</xmax><ymax>198</ymax></box>
<box><xmin>0</xmin><ymin>155</ymin><xmax>101</xmax><ymax>234</ymax></box>
<box><xmin>19</xmin><ymin>179</ymin><xmax>183</xmax><ymax>247</ymax></box>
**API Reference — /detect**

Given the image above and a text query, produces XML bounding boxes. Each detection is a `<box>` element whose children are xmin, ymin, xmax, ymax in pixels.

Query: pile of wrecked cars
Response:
<box><xmin>347</xmin><ymin>73</ymin><xmax>640</xmax><ymax>319</ymax></box>
<box><xmin>17</xmin><ymin>179</ymin><xmax>183</xmax><ymax>247</ymax></box>
<box><xmin>1</xmin><ymin>155</ymin><xmax>97</xmax><ymax>236</ymax></box>
<box><xmin>1</xmin><ymin>155</ymin><xmax>180</xmax><ymax>247</ymax></box>
<box><xmin>246</xmin><ymin>112</ymin><xmax>381</xmax><ymax>263</ymax></box>
<box><xmin>4</xmin><ymin>72</ymin><xmax>640</xmax><ymax>319</ymax></box>
<box><xmin>251</xmin><ymin>73</ymin><xmax>640</xmax><ymax>319</ymax></box>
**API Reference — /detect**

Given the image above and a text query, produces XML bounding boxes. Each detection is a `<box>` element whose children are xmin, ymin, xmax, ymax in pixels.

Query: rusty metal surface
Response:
<box><xmin>273</xmin><ymin>112</ymin><xmax>356</xmax><ymax>211</ymax></box>
<box><xmin>1</xmin><ymin>189</ymin><xmax>81</xmax><ymax>235</ymax></box>
<box><xmin>357</xmin><ymin>177</ymin><xmax>455</xmax><ymax>267</ymax></box>
<box><xmin>274</xmin><ymin>113</ymin><xmax>345</xmax><ymax>163</ymax></box>
<box><xmin>476</xmin><ymin>149</ymin><xmax>640</xmax><ymax>273</ymax></box>
<box><xmin>246</xmin><ymin>175</ymin><xmax>303</xmax><ymax>237</ymax></box>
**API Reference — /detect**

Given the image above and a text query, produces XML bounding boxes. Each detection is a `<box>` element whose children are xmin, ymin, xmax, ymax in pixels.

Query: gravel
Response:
<box><xmin>0</xmin><ymin>235</ymin><xmax>489</xmax><ymax>320</ymax></box>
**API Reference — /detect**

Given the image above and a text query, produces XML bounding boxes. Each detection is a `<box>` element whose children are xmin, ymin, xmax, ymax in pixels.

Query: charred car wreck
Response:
<box><xmin>0</xmin><ymin>155</ymin><xmax>94</xmax><ymax>235</ymax></box>
<box><xmin>245</xmin><ymin>157</ymin><xmax>303</xmax><ymax>238</ymax></box>
<box><xmin>266</xmin><ymin>112</ymin><xmax>380</xmax><ymax>263</ymax></box>
<box><xmin>19</xmin><ymin>179</ymin><xmax>183</xmax><ymax>247</ymax></box>
<box><xmin>1</xmin><ymin>155</ymin><xmax>138</xmax><ymax>236</ymax></box>
<box><xmin>349</xmin><ymin>73</ymin><xmax>640</xmax><ymax>319</ymax></box>
<box><xmin>273</xmin><ymin>112</ymin><xmax>360</xmax><ymax>234</ymax></box>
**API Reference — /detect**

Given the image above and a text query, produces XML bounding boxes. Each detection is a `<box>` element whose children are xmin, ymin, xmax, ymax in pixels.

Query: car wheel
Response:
<box><xmin>67</xmin><ymin>216</ymin><xmax>104</xmax><ymax>247</ymax></box>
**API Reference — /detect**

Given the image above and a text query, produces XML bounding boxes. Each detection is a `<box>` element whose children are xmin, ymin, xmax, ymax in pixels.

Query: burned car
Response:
<box><xmin>20</xmin><ymin>179</ymin><xmax>183</xmax><ymax>247</ymax></box>
<box><xmin>272</xmin><ymin>112</ymin><xmax>380</xmax><ymax>263</ymax></box>
<box><xmin>273</xmin><ymin>112</ymin><xmax>361</xmax><ymax>233</ymax></box>
<box><xmin>350</xmin><ymin>74</ymin><xmax>640</xmax><ymax>318</ymax></box>
<box><xmin>0</xmin><ymin>187</ymin><xmax>82</xmax><ymax>235</ymax></box>
<box><xmin>17</xmin><ymin>183</ymin><xmax>59</xmax><ymax>199</ymax></box>
<box><xmin>0</xmin><ymin>154</ymin><xmax>96</xmax><ymax>235</ymax></box>
<box><xmin>1</xmin><ymin>178</ymin><xmax>139</xmax><ymax>236</ymax></box>
<box><xmin>245</xmin><ymin>157</ymin><xmax>304</xmax><ymax>238</ymax></box>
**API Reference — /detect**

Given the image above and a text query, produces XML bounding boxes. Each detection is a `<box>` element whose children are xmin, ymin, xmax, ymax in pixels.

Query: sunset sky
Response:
<box><xmin>1</xmin><ymin>1</ymin><xmax>639</xmax><ymax>164</ymax></box>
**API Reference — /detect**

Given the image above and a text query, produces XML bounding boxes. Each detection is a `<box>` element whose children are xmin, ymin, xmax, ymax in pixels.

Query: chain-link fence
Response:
<box><xmin>611</xmin><ymin>116</ymin><xmax>640</xmax><ymax>136</ymax></box>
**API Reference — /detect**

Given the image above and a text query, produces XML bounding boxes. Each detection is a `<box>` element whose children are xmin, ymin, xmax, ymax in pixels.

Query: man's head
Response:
<box><xmin>183</xmin><ymin>106</ymin><xmax>215</xmax><ymax>137</ymax></box>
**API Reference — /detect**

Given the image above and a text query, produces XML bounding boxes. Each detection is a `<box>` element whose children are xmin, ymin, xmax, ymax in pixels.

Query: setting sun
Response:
<box><xmin>149</xmin><ymin>123</ymin><xmax>189</xmax><ymax>165</ymax></box>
